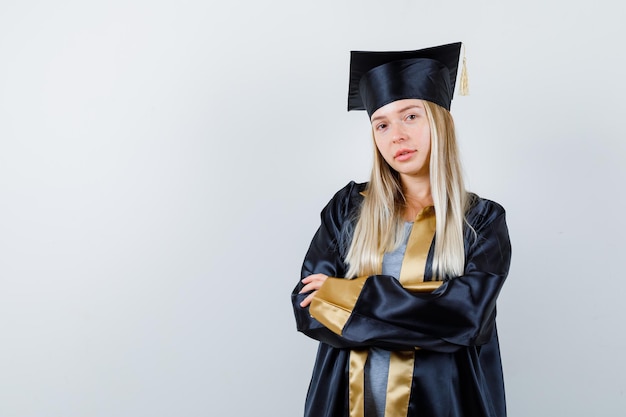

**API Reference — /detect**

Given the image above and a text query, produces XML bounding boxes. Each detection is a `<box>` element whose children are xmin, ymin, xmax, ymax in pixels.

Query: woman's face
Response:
<box><xmin>371</xmin><ymin>99</ymin><xmax>431</xmax><ymax>180</ymax></box>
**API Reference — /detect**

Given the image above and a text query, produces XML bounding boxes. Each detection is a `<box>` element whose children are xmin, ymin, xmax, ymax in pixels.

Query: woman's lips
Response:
<box><xmin>394</xmin><ymin>149</ymin><xmax>416</xmax><ymax>161</ymax></box>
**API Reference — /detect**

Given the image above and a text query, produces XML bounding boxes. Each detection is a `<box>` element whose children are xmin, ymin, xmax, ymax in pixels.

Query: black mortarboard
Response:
<box><xmin>347</xmin><ymin>42</ymin><xmax>463</xmax><ymax>116</ymax></box>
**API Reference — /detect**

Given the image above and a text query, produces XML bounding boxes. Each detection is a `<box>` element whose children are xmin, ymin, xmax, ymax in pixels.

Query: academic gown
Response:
<box><xmin>291</xmin><ymin>181</ymin><xmax>512</xmax><ymax>417</ymax></box>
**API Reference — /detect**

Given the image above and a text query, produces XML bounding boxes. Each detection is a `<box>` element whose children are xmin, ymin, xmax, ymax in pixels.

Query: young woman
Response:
<box><xmin>292</xmin><ymin>42</ymin><xmax>512</xmax><ymax>417</ymax></box>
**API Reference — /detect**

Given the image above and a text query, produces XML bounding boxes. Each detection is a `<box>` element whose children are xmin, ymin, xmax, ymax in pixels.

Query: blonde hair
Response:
<box><xmin>345</xmin><ymin>100</ymin><xmax>468</xmax><ymax>280</ymax></box>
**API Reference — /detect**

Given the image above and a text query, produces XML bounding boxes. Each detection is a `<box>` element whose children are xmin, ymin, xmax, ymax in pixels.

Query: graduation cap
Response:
<box><xmin>347</xmin><ymin>42</ymin><xmax>467</xmax><ymax>117</ymax></box>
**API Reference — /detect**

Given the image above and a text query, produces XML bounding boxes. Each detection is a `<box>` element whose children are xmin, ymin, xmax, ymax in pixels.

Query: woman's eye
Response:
<box><xmin>376</xmin><ymin>123</ymin><xmax>387</xmax><ymax>131</ymax></box>
<box><xmin>406</xmin><ymin>114</ymin><xmax>417</xmax><ymax>121</ymax></box>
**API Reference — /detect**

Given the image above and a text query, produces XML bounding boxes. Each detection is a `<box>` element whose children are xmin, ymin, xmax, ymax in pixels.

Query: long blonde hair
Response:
<box><xmin>344</xmin><ymin>100</ymin><xmax>468</xmax><ymax>280</ymax></box>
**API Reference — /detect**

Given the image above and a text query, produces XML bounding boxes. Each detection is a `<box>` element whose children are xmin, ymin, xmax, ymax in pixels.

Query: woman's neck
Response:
<box><xmin>401</xmin><ymin>176</ymin><xmax>433</xmax><ymax>221</ymax></box>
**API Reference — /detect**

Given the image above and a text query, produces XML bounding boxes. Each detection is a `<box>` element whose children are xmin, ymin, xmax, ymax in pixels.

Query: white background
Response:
<box><xmin>1</xmin><ymin>1</ymin><xmax>625</xmax><ymax>416</ymax></box>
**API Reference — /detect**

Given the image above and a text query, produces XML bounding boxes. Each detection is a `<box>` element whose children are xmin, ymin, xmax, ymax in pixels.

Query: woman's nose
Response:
<box><xmin>391</xmin><ymin>124</ymin><xmax>406</xmax><ymax>143</ymax></box>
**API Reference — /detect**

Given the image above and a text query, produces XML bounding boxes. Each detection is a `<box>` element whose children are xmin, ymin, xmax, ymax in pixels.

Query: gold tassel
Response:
<box><xmin>460</xmin><ymin>44</ymin><xmax>469</xmax><ymax>96</ymax></box>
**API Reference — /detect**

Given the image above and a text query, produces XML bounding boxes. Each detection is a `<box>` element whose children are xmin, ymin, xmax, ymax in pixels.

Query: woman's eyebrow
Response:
<box><xmin>397</xmin><ymin>104</ymin><xmax>422</xmax><ymax>113</ymax></box>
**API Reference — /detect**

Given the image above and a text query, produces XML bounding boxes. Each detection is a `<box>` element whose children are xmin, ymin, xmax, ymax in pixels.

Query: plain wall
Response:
<box><xmin>1</xmin><ymin>1</ymin><xmax>625</xmax><ymax>416</ymax></box>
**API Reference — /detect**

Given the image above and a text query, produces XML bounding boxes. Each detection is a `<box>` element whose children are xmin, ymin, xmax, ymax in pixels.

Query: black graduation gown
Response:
<box><xmin>291</xmin><ymin>181</ymin><xmax>512</xmax><ymax>417</ymax></box>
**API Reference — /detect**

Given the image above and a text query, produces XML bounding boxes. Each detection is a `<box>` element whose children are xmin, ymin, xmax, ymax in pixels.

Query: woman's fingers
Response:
<box><xmin>299</xmin><ymin>274</ymin><xmax>328</xmax><ymax>293</ymax></box>
<box><xmin>300</xmin><ymin>292</ymin><xmax>316</xmax><ymax>308</ymax></box>
<box><xmin>299</xmin><ymin>274</ymin><xmax>329</xmax><ymax>307</ymax></box>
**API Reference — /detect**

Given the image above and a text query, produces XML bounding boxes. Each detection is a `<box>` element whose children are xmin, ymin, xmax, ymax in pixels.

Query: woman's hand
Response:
<box><xmin>299</xmin><ymin>273</ymin><xmax>329</xmax><ymax>308</ymax></box>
